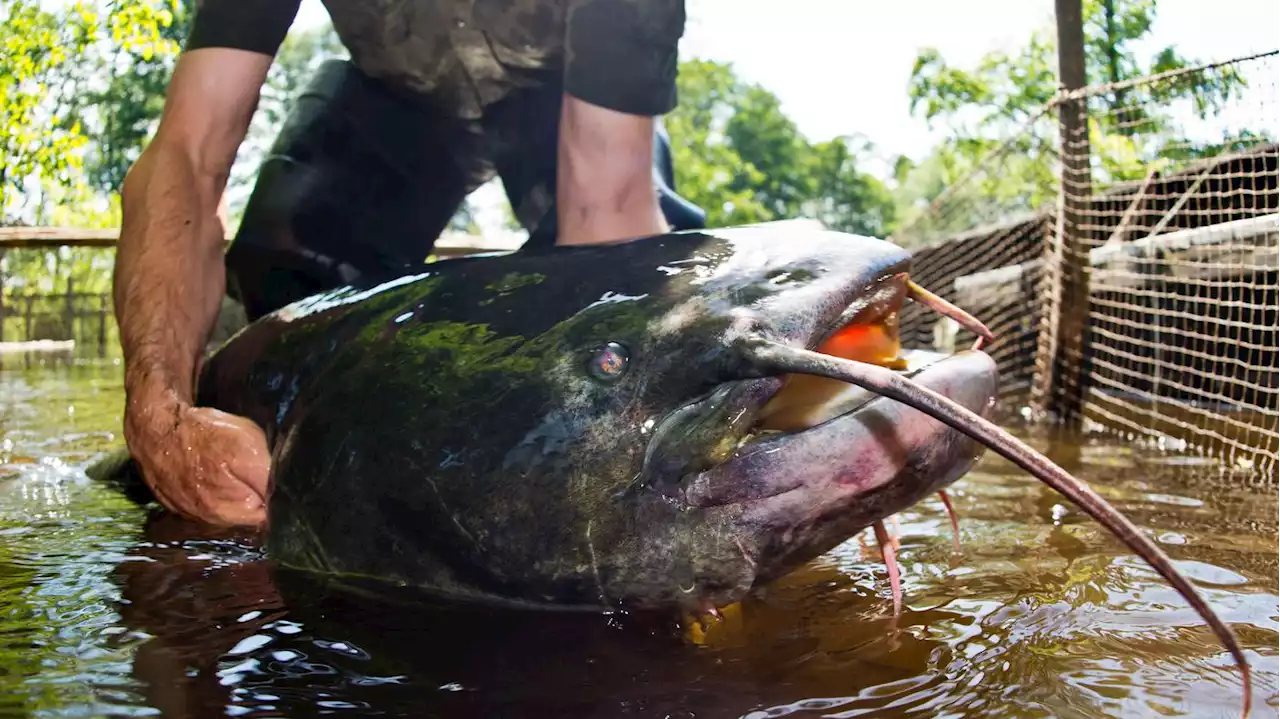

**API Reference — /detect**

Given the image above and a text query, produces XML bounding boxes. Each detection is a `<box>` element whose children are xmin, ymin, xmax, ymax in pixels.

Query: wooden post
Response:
<box><xmin>98</xmin><ymin>293</ymin><xmax>108</xmax><ymax>356</ymax></box>
<box><xmin>23</xmin><ymin>295</ymin><xmax>34</xmax><ymax>341</ymax></box>
<box><xmin>64</xmin><ymin>277</ymin><xmax>75</xmax><ymax>343</ymax></box>
<box><xmin>1032</xmin><ymin>0</ymin><xmax>1094</xmax><ymax>426</ymax></box>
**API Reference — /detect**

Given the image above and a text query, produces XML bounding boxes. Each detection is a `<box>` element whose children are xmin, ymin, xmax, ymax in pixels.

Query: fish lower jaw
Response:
<box><xmin>735</xmin><ymin>348</ymin><xmax>967</xmax><ymax>449</ymax></box>
<box><xmin>748</xmin><ymin>378</ymin><xmax>877</xmax><ymax>439</ymax></box>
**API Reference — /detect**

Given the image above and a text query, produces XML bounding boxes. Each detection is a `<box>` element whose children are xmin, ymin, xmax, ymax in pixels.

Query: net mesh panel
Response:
<box><xmin>896</xmin><ymin>52</ymin><xmax>1278</xmax><ymax>473</ymax></box>
<box><xmin>896</xmin><ymin>216</ymin><xmax>1049</xmax><ymax>405</ymax></box>
<box><xmin>0</xmin><ymin>247</ymin><xmax>117</xmax><ymax>347</ymax></box>
<box><xmin>1063</xmin><ymin>53</ymin><xmax>1278</xmax><ymax>472</ymax></box>
<box><xmin>891</xmin><ymin>107</ymin><xmax>1063</xmax><ymax>407</ymax></box>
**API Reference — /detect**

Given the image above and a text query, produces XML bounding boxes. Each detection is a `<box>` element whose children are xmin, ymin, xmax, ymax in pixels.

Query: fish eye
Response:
<box><xmin>587</xmin><ymin>342</ymin><xmax>630</xmax><ymax>383</ymax></box>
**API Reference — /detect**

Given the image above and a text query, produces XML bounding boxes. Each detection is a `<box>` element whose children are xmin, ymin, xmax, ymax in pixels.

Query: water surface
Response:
<box><xmin>1</xmin><ymin>352</ymin><xmax>1276</xmax><ymax>718</ymax></box>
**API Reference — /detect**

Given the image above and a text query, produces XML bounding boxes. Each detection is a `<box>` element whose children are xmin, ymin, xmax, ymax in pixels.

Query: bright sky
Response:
<box><xmin>292</xmin><ymin>0</ymin><xmax>1279</xmax><ymax>165</ymax></box>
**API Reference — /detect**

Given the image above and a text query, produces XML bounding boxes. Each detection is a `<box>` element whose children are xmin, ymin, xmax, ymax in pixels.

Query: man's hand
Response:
<box><xmin>555</xmin><ymin>93</ymin><xmax>669</xmax><ymax>246</ymax></box>
<box><xmin>124</xmin><ymin>387</ymin><xmax>270</xmax><ymax>526</ymax></box>
<box><xmin>114</xmin><ymin>48</ymin><xmax>273</xmax><ymax>527</ymax></box>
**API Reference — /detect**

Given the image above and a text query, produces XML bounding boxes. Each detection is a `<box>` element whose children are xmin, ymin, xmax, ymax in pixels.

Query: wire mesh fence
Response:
<box><xmin>0</xmin><ymin>290</ymin><xmax>113</xmax><ymax>346</ymax></box>
<box><xmin>0</xmin><ymin>246</ymin><xmax>115</xmax><ymax>344</ymax></box>
<box><xmin>1059</xmin><ymin>52</ymin><xmax>1278</xmax><ymax>473</ymax></box>
<box><xmin>890</xmin><ymin>89</ymin><xmax>1063</xmax><ymax>410</ymax></box>
<box><xmin>897</xmin><ymin>50</ymin><xmax>1279</xmax><ymax>474</ymax></box>
<box><xmin>895</xmin><ymin>214</ymin><xmax>1050</xmax><ymax>405</ymax></box>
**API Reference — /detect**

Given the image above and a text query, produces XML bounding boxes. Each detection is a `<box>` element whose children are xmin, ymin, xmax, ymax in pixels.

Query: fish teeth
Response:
<box><xmin>736</xmin><ymin>429</ymin><xmax>782</xmax><ymax>449</ymax></box>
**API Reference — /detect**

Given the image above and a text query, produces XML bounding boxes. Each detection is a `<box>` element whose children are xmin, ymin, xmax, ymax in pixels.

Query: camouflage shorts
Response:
<box><xmin>322</xmin><ymin>0</ymin><xmax>686</xmax><ymax>120</ymax></box>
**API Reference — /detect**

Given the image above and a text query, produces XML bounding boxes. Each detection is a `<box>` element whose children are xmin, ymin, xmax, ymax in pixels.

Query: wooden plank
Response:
<box><xmin>0</xmin><ymin>227</ymin><xmax>122</xmax><ymax>248</ymax></box>
<box><xmin>954</xmin><ymin>214</ymin><xmax>1280</xmax><ymax>296</ymax></box>
<box><xmin>1091</xmin><ymin>212</ymin><xmax>1280</xmax><ymax>262</ymax></box>
<box><xmin>953</xmin><ymin>259</ymin><xmax>1043</xmax><ymax>307</ymax></box>
<box><xmin>0</xmin><ymin>340</ymin><xmax>76</xmax><ymax>354</ymax></box>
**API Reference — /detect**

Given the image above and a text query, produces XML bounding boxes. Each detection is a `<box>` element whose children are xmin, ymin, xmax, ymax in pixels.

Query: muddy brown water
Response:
<box><xmin>0</xmin><ymin>352</ymin><xmax>1276</xmax><ymax>718</ymax></box>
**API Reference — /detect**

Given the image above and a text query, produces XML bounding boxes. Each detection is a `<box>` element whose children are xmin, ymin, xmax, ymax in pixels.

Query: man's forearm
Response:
<box><xmin>114</xmin><ymin>144</ymin><xmax>230</xmax><ymax>405</ymax></box>
<box><xmin>557</xmin><ymin>165</ymin><xmax>666</xmax><ymax>245</ymax></box>
<box><xmin>556</xmin><ymin>94</ymin><xmax>668</xmax><ymax>246</ymax></box>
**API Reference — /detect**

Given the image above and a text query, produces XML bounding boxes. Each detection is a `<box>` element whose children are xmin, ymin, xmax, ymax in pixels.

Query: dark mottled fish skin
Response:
<box><xmin>100</xmin><ymin>226</ymin><xmax>998</xmax><ymax>612</ymax></box>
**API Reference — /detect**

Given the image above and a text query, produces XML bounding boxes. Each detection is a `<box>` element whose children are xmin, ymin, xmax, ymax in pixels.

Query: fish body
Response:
<box><xmin>187</xmin><ymin>225</ymin><xmax>995</xmax><ymax>611</ymax></box>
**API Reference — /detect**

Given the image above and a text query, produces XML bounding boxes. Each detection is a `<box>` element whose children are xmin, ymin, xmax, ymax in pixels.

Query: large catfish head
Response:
<box><xmin>195</xmin><ymin>224</ymin><xmax>1247</xmax><ymax>714</ymax></box>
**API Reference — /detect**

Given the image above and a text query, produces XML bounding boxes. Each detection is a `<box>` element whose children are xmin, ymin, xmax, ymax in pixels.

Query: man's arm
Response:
<box><xmin>113</xmin><ymin>48</ymin><xmax>278</xmax><ymax>526</ymax></box>
<box><xmin>115</xmin><ymin>48</ymin><xmax>271</xmax><ymax>406</ymax></box>
<box><xmin>114</xmin><ymin>0</ymin><xmax>300</xmax><ymax>527</ymax></box>
<box><xmin>555</xmin><ymin>97</ymin><xmax>668</xmax><ymax>246</ymax></box>
<box><xmin>556</xmin><ymin>0</ymin><xmax>685</xmax><ymax>246</ymax></box>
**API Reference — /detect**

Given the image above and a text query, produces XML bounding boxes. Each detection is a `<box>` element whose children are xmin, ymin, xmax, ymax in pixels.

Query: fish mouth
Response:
<box><xmin>675</xmin><ymin>271</ymin><xmax>996</xmax><ymax>510</ymax></box>
<box><xmin>681</xmin><ymin>349</ymin><xmax>996</xmax><ymax>510</ymax></box>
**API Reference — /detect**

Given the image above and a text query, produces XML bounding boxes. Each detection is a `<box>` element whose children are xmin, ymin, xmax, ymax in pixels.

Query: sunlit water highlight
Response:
<box><xmin>0</xmin><ymin>352</ymin><xmax>1275</xmax><ymax>718</ymax></box>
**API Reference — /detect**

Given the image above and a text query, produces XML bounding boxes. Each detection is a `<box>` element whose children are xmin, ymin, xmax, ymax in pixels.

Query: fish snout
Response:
<box><xmin>720</xmin><ymin>350</ymin><xmax>998</xmax><ymax>584</ymax></box>
<box><xmin>769</xmin><ymin>350</ymin><xmax>997</xmax><ymax>504</ymax></box>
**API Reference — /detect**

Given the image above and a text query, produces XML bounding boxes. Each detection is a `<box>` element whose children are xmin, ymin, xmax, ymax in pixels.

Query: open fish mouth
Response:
<box><xmin>742</xmin><ymin>272</ymin><xmax>991</xmax><ymax>451</ymax></box>
<box><xmin>675</xmin><ymin>271</ymin><xmax>994</xmax><ymax>508</ymax></box>
<box><xmin>680</xmin><ymin>271</ymin><xmax>1255</xmax><ymax>719</ymax></box>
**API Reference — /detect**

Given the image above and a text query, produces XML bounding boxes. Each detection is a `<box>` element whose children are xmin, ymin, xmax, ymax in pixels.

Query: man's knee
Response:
<box><xmin>652</xmin><ymin>123</ymin><xmax>707</xmax><ymax>231</ymax></box>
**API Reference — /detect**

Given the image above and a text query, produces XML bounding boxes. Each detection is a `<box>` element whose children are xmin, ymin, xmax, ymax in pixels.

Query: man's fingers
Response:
<box><xmin>225</xmin><ymin>440</ymin><xmax>272</xmax><ymax>501</ymax></box>
<box><xmin>139</xmin><ymin>444</ymin><xmax>268</xmax><ymax>527</ymax></box>
<box><xmin>189</xmin><ymin>471</ymin><xmax>265</xmax><ymax>527</ymax></box>
<box><xmin>126</xmin><ymin>404</ymin><xmax>272</xmax><ymax>527</ymax></box>
<box><xmin>209</xmin><ymin>497</ymin><xmax>267</xmax><ymax>527</ymax></box>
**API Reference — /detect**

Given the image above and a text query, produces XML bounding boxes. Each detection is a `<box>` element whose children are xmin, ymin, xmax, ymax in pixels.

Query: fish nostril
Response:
<box><xmin>725</xmin><ymin>308</ymin><xmax>773</xmax><ymax>338</ymax></box>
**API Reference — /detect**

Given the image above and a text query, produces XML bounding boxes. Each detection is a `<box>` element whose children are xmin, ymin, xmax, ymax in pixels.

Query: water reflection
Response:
<box><xmin>109</xmin><ymin>513</ymin><xmax>839</xmax><ymax>718</ymax></box>
<box><xmin>102</xmin><ymin>503</ymin><xmax>1278</xmax><ymax>718</ymax></box>
<box><xmin>1</xmin><ymin>355</ymin><xmax>1277</xmax><ymax>718</ymax></box>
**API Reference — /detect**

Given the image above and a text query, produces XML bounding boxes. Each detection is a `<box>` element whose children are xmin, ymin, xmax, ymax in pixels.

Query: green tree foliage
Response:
<box><xmin>448</xmin><ymin>203</ymin><xmax>481</xmax><ymax>234</ymax></box>
<box><xmin>1</xmin><ymin>0</ymin><xmax>179</xmax><ymax>223</ymax></box>
<box><xmin>664</xmin><ymin>60</ymin><xmax>771</xmax><ymax>226</ymax></box>
<box><xmin>1</xmin><ymin>0</ymin><xmax>177</xmax><ymax>332</ymax></box>
<box><xmin>803</xmin><ymin>136</ymin><xmax>897</xmax><ymax>238</ymax></box>
<box><xmin>76</xmin><ymin>0</ymin><xmax>191</xmax><ymax>194</ymax></box>
<box><xmin>2</xmin><ymin>1</ymin><xmax>97</xmax><ymax>220</ymax></box>
<box><xmin>894</xmin><ymin>0</ymin><xmax>1259</xmax><ymax>240</ymax></box>
<box><xmin>666</xmin><ymin>59</ymin><xmax>895</xmax><ymax>235</ymax></box>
